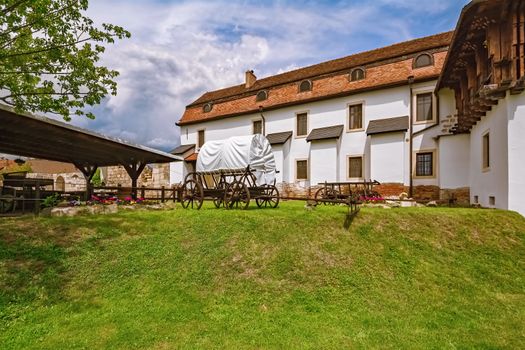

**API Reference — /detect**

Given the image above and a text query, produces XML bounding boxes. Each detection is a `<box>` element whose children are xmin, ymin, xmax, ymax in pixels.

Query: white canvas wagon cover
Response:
<box><xmin>196</xmin><ymin>134</ymin><xmax>276</xmax><ymax>185</ymax></box>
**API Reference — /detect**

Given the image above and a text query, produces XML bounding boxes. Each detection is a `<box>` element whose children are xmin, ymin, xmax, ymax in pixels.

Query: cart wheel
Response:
<box><xmin>256</xmin><ymin>185</ymin><xmax>280</xmax><ymax>208</ymax></box>
<box><xmin>181</xmin><ymin>179</ymin><xmax>203</xmax><ymax>210</ymax></box>
<box><xmin>314</xmin><ymin>187</ymin><xmax>338</xmax><ymax>205</ymax></box>
<box><xmin>224</xmin><ymin>181</ymin><xmax>250</xmax><ymax>210</ymax></box>
<box><xmin>213</xmin><ymin>197</ymin><xmax>223</xmax><ymax>208</ymax></box>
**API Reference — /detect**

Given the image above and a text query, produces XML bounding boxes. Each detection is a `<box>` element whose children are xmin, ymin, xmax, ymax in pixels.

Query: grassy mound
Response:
<box><xmin>0</xmin><ymin>202</ymin><xmax>524</xmax><ymax>349</ymax></box>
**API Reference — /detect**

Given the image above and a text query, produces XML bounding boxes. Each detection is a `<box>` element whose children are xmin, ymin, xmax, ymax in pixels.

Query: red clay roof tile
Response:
<box><xmin>179</xmin><ymin>31</ymin><xmax>453</xmax><ymax>126</ymax></box>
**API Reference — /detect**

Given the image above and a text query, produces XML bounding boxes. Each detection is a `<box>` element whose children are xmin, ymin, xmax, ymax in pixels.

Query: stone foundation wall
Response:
<box><xmin>440</xmin><ymin>187</ymin><xmax>470</xmax><ymax>204</ymax></box>
<box><xmin>277</xmin><ymin>181</ymin><xmax>470</xmax><ymax>204</ymax></box>
<box><xmin>104</xmin><ymin>164</ymin><xmax>170</xmax><ymax>188</ymax></box>
<box><xmin>375</xmin><ymin>183</ymin><xmax>407</xmax><ymax>198</ymax></box>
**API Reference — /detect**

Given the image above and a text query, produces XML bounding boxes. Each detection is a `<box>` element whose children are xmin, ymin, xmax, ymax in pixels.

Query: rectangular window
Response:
<box><xmin>198</xmin><ymin>129</ymin><xmax>205</xmax><ymax>148</ymax></box>
<box><xmin>482</xmin><ymin>132</ymin><xmax>490</xmax><ymax>169</ymax></box>
<box><xmin>489</xmin><ymin>196</ymin><xmax>496</xmax><ymax>206</ymax></box>
<box><xmin>416</xmin><ymin>93</ymin><xmax>433</xmax><ymax>122</ymax></box>
<box><xmin>348</xmin><ymin>104</ymin><xmax>363</xmax><ymax>130</ymax></box>
<box><xmin>348</xmin><ymin>156</ymin><xmax>363</xmax><ymax>178</ymax></box>
<box><xmin>416</xmin><ymin>152</ymin><xmax>433</xmax><ymax>177</ymax></box>
<box><xmin>296</xmin><ymin>113</ymin><xmax>308</xmax><ymax>137</ymax></box>
<box><xmin>253</xmin><ymin>120</ymin><xmax>262</xmax><ymax>134</ymax></box>
<box><xmin>296</xmin><ymin>160</ymin><xmax>308</xmax><ymax>180</ymax></box>
<box><xmin>474</xmin><ymin>195</ymin><xmax>479</xmax><ymax>204</ymax></box>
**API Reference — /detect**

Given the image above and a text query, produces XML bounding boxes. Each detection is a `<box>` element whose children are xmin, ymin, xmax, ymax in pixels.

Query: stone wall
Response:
<box><xmin>104</xmin><ymin>164</ymin><xmax>170</xmax><ymax>188</ymax></box>
<box><xmin>440</xmin><ymin>187</ymin><xmax>470</xmax><ymax>204</ymax></box>
<box><xmin>278</xmin><ymin>181</ymin><xmax>470</xmax><ymax>204</ymax></box>
<box><xmin>375</xmin><ymin>183</ymin><xmax>407</xmax><ymax>198</ymax></box>
<box><xmin>26</xmin><ymin>172</ymin><xmax>86</xmax><ymax>192</ymax></box>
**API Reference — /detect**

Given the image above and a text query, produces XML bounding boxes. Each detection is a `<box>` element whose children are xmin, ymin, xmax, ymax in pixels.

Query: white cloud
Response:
<box><xmin>72</xmin><ymin>0</ymin><xmax>461</xmax><ymax>151</ymax></box>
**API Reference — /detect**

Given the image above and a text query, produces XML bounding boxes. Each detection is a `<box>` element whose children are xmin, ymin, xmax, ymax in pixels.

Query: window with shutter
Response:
<box><xmin>350</xmin><ymin>68</ymin><xmax>365</xmax><ymax>81</ymax></box>
<box><xmin>416</xmin><ymin>93</ymin><xmax>433</xmax><ymax>122</ymax></box>
<box><xmin>348</xmin><ymin>104</ymin><xmax>363</xmax><ymax>130</ymax></box>
<box><xmin>414</xmin><ymin>53</ymin><xmax>433</xmax><ymax>68</ymax></box>
<box><xmin>348</xmin><ymin>156</ymin><xmax>363</xmax><ymax>178</ymax></box>
<box><xmin>253</xmin><ymin>120</ymin><xmax>262</xmax><ymax>134</ymax></box>
<box><xmin>482</xmin><ymin>132</ymin><xmax>490</xmax><ymax>169</ymax></box>
<box><xmin>296</xmin><ymin>160</ymin><xmax>308</xmax><ymax>180</ymax></box>
<box><xmin>296</xmin><ymin>113</ymin><xmax>308</xmax><ymax>137</ymax></box>
<box><xmin>198</xmin><ymin>130</ymin><xmax>205</xmax><ymax>148</ymax></box>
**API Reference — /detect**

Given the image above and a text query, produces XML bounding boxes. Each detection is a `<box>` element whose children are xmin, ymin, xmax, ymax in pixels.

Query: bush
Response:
<box><xmin>41</xmin><ymin>193</ymin><xmax>61</xmax><ymax>208</ymax></box>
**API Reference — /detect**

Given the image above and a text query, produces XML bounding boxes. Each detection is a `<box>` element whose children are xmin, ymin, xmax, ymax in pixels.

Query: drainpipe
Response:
<box><xmin>259</xmin><ymin>105</ymin><xmax>266</xmax><ymax>136</ymax></box>
<box><xmin>408</xmin><ymin>75</ymin><xmax>415</xmax><ymax>198</ymax></box>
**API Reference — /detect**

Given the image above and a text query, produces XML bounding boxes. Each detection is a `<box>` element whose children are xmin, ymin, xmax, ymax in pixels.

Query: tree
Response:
<box><xmin>0</xmin><ymin>0</ymin><xmax>130</xmax><ymax>120</ymax></box>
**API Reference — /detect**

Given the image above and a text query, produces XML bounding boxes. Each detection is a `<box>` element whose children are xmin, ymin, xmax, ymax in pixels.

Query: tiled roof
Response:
<box><xmin>306</xmin><ymin>125</ymin><xmax>344</xmax><ymax>142</ymax></box>
<box><xmin>170</xmin><ymin>144</ymin><xmax>195</xmax><ymax>155</ymax></box>
<box><xmin>266</xmin><ymin>131</ymin><xmax>292</xmax><ymax>145</ymax></box>
<box><xmin>366</xmin><ymin>116</ymin><xmax>409</xmax><ymax>135</ymax></box>
<box><xmin>178</xmin><ymin>32</ymin><xmax>452</xmax><ymax>126</ymax></box>
<box><xmin>185</xmin><ymin>153</ymin><xmax>198</xmax><ymax>162</ymax></box>
<box><xmin>189</xmin><ymin>32</ymin><xmax>453</xmax><ymax>106</ymax></box>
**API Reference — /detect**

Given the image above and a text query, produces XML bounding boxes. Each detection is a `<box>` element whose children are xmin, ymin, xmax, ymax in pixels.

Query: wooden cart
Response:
<box><xmin>181</xmin><ymin>167</ymin><xmax>279</xmax><ymax>210</ymax></box>
<box><xmin>314</xmin><ymin>180</ymin><xmax>381</xmax><ymax>205</ymax></box>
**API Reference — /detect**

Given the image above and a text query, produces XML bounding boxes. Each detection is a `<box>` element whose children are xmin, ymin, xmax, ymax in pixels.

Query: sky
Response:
<box><xmin>71</xmin><ymin>0</ymin><xmax>471</xmax><ymax>152</ymax></box>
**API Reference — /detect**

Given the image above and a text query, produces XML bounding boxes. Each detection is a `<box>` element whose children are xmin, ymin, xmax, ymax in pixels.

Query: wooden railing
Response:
<box><xmin>92</xmin><ymin>185</ymin><xmax>182</xmax><ymax>203</ymax></box>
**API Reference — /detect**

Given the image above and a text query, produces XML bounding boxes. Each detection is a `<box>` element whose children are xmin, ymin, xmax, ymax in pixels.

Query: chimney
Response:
<box><xmin>245</xmin><ymin>70</ymin><xmax>256</xmax><ymax>89</ymax></box>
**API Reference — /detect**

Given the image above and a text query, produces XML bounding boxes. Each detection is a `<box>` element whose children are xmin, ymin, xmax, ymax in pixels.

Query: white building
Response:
<box><xmin>171</xmin><ymin>0</ymin><xmax>525</xmax><ymax>216</ymax></box>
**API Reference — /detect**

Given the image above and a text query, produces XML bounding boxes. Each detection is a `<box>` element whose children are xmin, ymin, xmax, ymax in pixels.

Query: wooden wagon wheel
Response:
<box><xmin>213</xmin><ymin>179</ymin><xmax>227</xmax><ymax>208</ymax></box>
<box><xmin>224</xmin><ymin>181</ymin><xmax>250</xmax><ymax>210</ymax></box>
<box><xmin>256</xmin><ymin>185</ymin><xmax>280</xmax><ymax>208</ymax></box>
<box><xmin>181</xmin><ymin>179</ymin><xmax>204</xmax><ymax>210</ymax></box>
<box><xmin>314</xmin><ymin>187</ymin><xmax>339</xmax><ymax>205</ymax></box>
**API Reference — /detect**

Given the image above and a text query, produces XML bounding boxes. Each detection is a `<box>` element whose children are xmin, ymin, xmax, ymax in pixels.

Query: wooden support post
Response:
<box><xmin>141</xmin><ymin>185</ymin><xmax>146</xmax><ymax>200</ymax></box>
<box><xmin>161</xmin><ymin>186</ymin><xmax>165</xmax><ymax>203</ymax></box>
<box><xmin>34</xmin><ymin>179</ymin><xmax>40</xmax><ymax>215</ymax></box>
<box><xmin>122</xmin><ymin>161</ymin><xmax>146</xmax><ymax>200</ymax></box>
<box><xmin>74</xmin><ymin>163</ymin><xmax>98</xmax><ymax>201</ymax></box>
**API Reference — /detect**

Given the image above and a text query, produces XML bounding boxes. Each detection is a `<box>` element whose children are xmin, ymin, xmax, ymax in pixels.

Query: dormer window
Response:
<box><xmin>350</xmin><ymin>68</ymin><xmax>365</xmax><ymax>81</ymax></box>
<box><xmin>256</xmin><ymin>90</ymin><xmax>268</xmax><ymax>101</ymax></box>
<box><xmin>413</xmin><ymin>53</ymin><xmax>433</xmax><ymax>68</ymax></box>
<box><xmin>203</xmin><ymin>103</ymin><xmax>213</xmax><ymax>113</ymax></box>
<box><xmin>298</xmin><ymin>80</ymin><xmax>312</xmax><ymax>92</ymax></box>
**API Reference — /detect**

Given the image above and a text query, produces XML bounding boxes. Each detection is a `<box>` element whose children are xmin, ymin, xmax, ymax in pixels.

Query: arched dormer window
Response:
<box><xmin>256</xmin><ymin>90</ymin><xmax>268</xmax><ymax>101</ymax></box>
<box><xmin>203</xmin><ymin>103</ymin><xmax>213</xmax><ymax>113</ymax></box>
<box><xmin>298</xmin><ymin>80</ymin><xmax>312</xmax><ymax>92</ymax></box>
<box><xmin>413</xmin><ymin>53</ymin><xmax>434</xmax><ymax>68</ymax></box>
<box><xmin>350</xmin><ymin>68</ymin><xmax>365</xmax><ymax>82</ymax></box>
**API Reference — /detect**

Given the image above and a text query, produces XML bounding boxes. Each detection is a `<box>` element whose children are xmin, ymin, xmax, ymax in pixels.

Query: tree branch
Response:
<box><xmin>0</xmin><ymin>37</ymin><xmax>94</xmax><ymax>59</ymax></box>
<box><xmin>0</xmin><ymin>1</ymin><xmax>77</xmax><ymax>39</ymax></box>
<box><xmin>1</xmin><ymin>0</ymin><xmax>30</xmax><ymax>16</ymax></box>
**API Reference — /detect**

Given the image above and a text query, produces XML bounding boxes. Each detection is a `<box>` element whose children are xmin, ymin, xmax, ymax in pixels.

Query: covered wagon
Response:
<box><xmin>181</xmin><ymin>134</ymin><xmax>279</xmax><ymax>210</ymax></box>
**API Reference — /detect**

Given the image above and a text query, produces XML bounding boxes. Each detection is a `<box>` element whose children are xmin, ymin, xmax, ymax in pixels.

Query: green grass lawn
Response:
<box><xmin>0</xmin><ymin>202</ymin><xmax>524</xmax><ymax>349</ymax></box>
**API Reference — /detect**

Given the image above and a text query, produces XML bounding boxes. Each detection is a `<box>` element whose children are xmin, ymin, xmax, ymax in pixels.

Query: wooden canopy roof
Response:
<box><xmin>0</xmin><ymin>105</ymin><xmax>181</xmax><ymax>168</ymax></box>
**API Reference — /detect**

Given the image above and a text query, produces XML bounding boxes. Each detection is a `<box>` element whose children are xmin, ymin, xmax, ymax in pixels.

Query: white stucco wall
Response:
<box><xmin>438</xmin><ymin>134</ymin><xmax>470</xmax><ymax>189</ymax></box>
<box><xmin>180</xmin><ymin>83</ymin><xmax>421</xmax><ymax>185</ymax></box>
<box><xmin>178</xmin><ymin>81</ymin><xmax>480</xmax><ymax>194</ymax></box>
<box><xmin>310</xmin><ymin>140</ymin><xmax>339</xmax><ymax>184</ymax></box>
<box><xmin>469</xmin><ymin>97</ymin><xmax>509</xmax><ymax>209</ymax></box>
<box><xmin>169</xmin><ymin>161</ymin><xmax>194</xmax><ymax>185</ymax></box>
<box><xmin>506</xmin><ymin>93</ymin><xmax>525</xmax><ymax>216</ymax></box>
<box><xmin>272</xmin><ymin>144</ymin><xmax>284</xmax><ymax>184</ymax></box>
<box><xmin>370</xmin><ymin>132</ymin><xmax>405</xmax><ymax>183</ymax></box>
